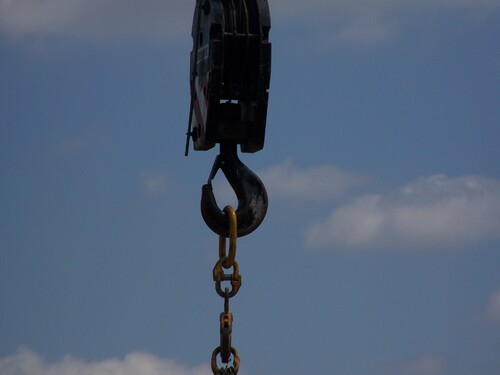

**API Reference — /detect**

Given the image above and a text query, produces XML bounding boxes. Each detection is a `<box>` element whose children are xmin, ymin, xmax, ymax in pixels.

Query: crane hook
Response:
<box><xmin>201</xmin><ymin>143</ymin><xmax>268</xmax><ymax>238</ymax></box>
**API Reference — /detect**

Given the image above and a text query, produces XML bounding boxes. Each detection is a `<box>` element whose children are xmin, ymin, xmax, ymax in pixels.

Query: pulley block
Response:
<box><xmin>187</xmin><ymin>0</ymin><xmax>272</xmax><ymax>154</ymax></box>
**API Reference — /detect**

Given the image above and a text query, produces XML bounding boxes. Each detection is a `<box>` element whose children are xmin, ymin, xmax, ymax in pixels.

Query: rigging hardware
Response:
<box><xmin>211</xmin><ymin>206</ymin><xmax>241</xmax><ymax>374</ymax></box>
<box><xmin>186</xmin><ymin>0</ymin><xmax>271</xmax><ymax>155</ymax></box>
<box><xmin>186</xmin><ymin>1</ymin><xmax>271</xmax><ymax>373</ymax></box>
<box><xmin>201</xmin><ymin>143</ymin><xmax>267</xmax><ymax>237</ymax></box>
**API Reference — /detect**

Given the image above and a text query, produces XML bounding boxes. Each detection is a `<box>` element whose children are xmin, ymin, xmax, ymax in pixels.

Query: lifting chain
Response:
<box><xmin>211</xmin><ymin>206</ymin><xmax>241</xmax><ymax>375</ymax></box>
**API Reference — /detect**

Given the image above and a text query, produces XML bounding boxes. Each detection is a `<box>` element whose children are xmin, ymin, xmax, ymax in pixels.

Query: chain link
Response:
<box><xmin>211</xmin><ymin>205</ymin><xmax>241</xmax><ymax>375</ymax></box>
<box><xmin>211</xmin><ymin>347</ymin><xmax>240</xmax><ymax>375</ymax></box>
<box><xmin>219</xmin><ymin>310</ymin><xmax>233</xmax><ymax>363</ymax></box>
<box><xmin>218</xmin><ymin>206</ymin><xmax>237</xmax><ymax>269</ymax></box>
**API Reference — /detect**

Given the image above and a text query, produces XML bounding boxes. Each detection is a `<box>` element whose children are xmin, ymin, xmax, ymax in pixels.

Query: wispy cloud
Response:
<box><xmin>0</xmin><ymin>0</ymin><xmax>191</xmax><ymax>42</ymax></box>
<box><xmin>258</xmin><ymin>160</ymin><xmax>370</xmax><ymax>202</ymax></box>
<box><xmin>56</xmin><ymin>132</ymin><xmax>106</xmax><ymax>155</ymax></box>
<box><xmin>0</xmin><ymin>347</ymin><xmax>210</xmax><ymax>375</ymax></box>
<box><xmin>485</xmin><ymin>289</ymin><xmax>500</xmax><ymax>324</ymax></box>
<box><xmin>140</xmin><ymin>171</ymin><xmax>168</xmax><ymax>197</ymax></box>
<box><xmin>305</xmin><ymin>174</ymin><xmax>500</xmax><ymax>250</ymax></box>
<box><xmin>272</xmin><ymin>0</ymin><xmax>500</xmax><ymax>44</ymax></box>
<box><xmin>271</xmin><ymin>0</ymin><xmax>500</xmax><ymax>20</ymax></box>
<box><xmin>371</xmin><ymin>354</ymin><xmax>448</xmax><ymax>375</ymax></box>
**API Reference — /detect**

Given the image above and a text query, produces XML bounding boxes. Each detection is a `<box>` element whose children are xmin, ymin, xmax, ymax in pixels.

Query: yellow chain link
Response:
<box><xmin>219</xmin><ymin>205</ymin><xmax>237</xmax><ymax>269</ymax></box>
<box><xmin>211</xmin><ymin>347</ymin><xmax>240</xmax><ymax>375</ymax></box>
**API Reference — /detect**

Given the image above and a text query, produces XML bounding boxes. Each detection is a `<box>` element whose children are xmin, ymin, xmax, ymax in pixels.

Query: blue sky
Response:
<box><xmin>1</xmin><ymin>1</ymin><xmax>500</xmax><ymax>375</ymax></box>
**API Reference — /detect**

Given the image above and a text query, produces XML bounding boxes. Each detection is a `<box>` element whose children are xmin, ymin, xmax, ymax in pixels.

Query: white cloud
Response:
<box><xmin>485</xmin><ymin>290</ymin><xmax>500</xmax><ymax>323</ymax></box>
<box><xmin>272</xmin><ymin>0</ymin><xmax>500</xmax><ymax>19</ymax></box>
<box><xmin>140</xmin><ymin>171</ymin><xmax>168</xmax><ymax>197</ymax></box>
<box><xmin>305</xmin><ymin>174</ymin><xmax>500</xmax><ymax>250</ymax></box>
<box><xmin>258</xmin><ymin>160</ymin><xmax>369</xmax><ymax>202</ymax></box>
<box><xmin>372</xmin><ymin>354</ymin><xmax>448</xmax><ymax>375</ymax></box>
<box><xmin>271</xmin><ymin>0</ymin><xmax>500</xmax><ymax>44</ymax></box>
<box><xmin>0</xmin><ymin>348</ymin><xmax>210</xmax><ymax>375</ymax></box>
<box><xmin>56</xmin><ymin>132</ymin><xmax>106</xmax><ymax>154</ymax></box>
<box><xmin>0</xmin><ymin>0</ymin><xmax>192</xmax><ymax>42</ymax></box>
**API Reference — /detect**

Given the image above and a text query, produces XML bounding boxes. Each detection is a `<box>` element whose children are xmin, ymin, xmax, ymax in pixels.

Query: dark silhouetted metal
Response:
<box><xmin>201</xmin><ymin>143</ymin><xmax>268</xmax><ymax>237</ymax></box>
